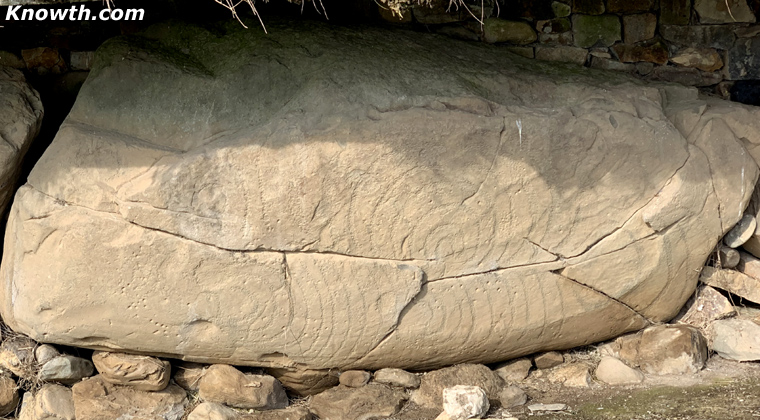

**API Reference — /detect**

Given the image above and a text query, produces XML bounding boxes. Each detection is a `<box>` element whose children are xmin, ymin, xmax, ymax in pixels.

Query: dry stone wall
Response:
<box><xmin>383</xmin><ymin>0</ymin><xmax>760</xmax><ymax>96</ymax></box>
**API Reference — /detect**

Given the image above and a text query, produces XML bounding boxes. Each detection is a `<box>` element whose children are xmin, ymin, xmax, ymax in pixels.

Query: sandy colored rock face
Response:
<box><xmin>92</xmin><ymin>351</ymin><xmax>170</xmax><ymax>391</ymax></box>
<box><xmin>0</xmin><ymin>21</ymin><xmax>757</xmax><ymax>371</ymax></box>
<box><xmin>310</xmin><ymin>384</ymin><xmax>406</xmax><ymax>420</ymax></box>
<box><xmin>71</xmin><ymin>375</ymin><xmax>187</xmax><ymax>420</ymax></box>
<box><xmin>19</xmin><ymin>384</ymin><xmax>74</xmax><ymax>420</ymax></box>
<box><xmin>198</xmin><ymin>365</ymin><xmax>288</xmax><ymax>410</ymax></box>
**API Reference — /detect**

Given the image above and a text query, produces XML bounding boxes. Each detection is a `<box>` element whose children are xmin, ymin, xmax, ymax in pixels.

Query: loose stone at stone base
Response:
<box><xmin>310</xmin><ymin>384</ymin><xmax>406</xmax><ymax>420</ymax></box>
<box><xmin>188</xmin><ymin>402</ymin><xmax>239</xmax><ymax>420</ymax></box>
<box><xmin>0</xmin><ymin>375</ymin><xmax>18</xmax><ymax>416</ymax></box>
<box><xmin>595</xmin><ymin>356</ymin><xmax>644</xmax><ymax>385</ymax></box>
<box><xmin>534</xmin><ymin>352</ymin><xmax>564</xmax><ymax>369</ymax></box>
<box><xmin>339</xmin><ymin>370</ymin><xmax>371</xmax><ymax>388</ymax></box>
<box><xmin>546</xmin><ymin>363</ymin><xmax>592</xmax><ymax>387</ymax></box>
<box><xmin>673</xmin><ymin>285</ymin><xmax>735</xmax><ymax>331</ymax></box>
<box><xmin>34</xmin><ymin>345</ymin><xmax>60</xmax><ymax>366</ymax></box>
<box><xmin>173</xmin><ymin>361</ymin><xmax>206</xmax><ymax>392</ymax></box>
<box><xmin>242</xmin><ymin>406</ymin><xmax>313</xmax><ymax>420</ymax></box>
<box><xmin>442</xmin><ymin>385</ymin><xmax>489</xmax><ymax>420</ymax></box>
<box><xmin>38</xmin><ymin>355</ymin><xmax>94</xmax><ymax>385</ymax></box>
<box><xmin>373</xmin><ymin>368</ymin><xmax>420</xmax><ymax>388</ymax></box>
<box><xmin>19</xmin><ymin>384</ymin><xmax>74</xmax><ymax>420</ymax></box>
<box><xmin>266</xmin><ymin>367</ymin><xmax>338</xmax><ymax>396</ymax></box>
<box><xmin>493</xmin><ymin>358</ymin><xmax>532</xmax><ymax>383</ymax></box>
<box><xmin>710</xmin><ymin>318</ymin><xmax>760</xmax><ymax>361</ymax></box>
<box><xmin>92</xmin><ymin>351</ymin><xmax>170</xmax><ymax>391</ymax></box>
<box><xmin>0</xmin><ymin>337</ymin><xmax>37</xmax><ymax>378</ymax></box>
<box><xmin>700</xmin><ymin>266</ymin><xmax>760</xmax><ymax>304</ymax></box>
<box><xmin>614</xmin><ymin>325</ymin><xmax>708</xmax><ymax>375</ymax></box>
<box><xmin>199</xmin><ymin>365</ymin><xmax>288</xmax><ymax>410</ymax></box>
<box><xmin>497</xmin><ymin>385</ymin><xmax>527</xmax><ymax>408</ymax></box>
<box><xmin>412</xmin><ymin>364</ymin><xmax>504</xmax><ymax>409</ymax></box>
<box><xmin>72</xmin><ymin>375</ymin><xmax>187</xmax><ymax>420</ymax></box>
<box><xmin>724</xmin><ymin>214</ymin><xmax>757</xmax><ymax>248</ymax></box>
<box><xmin>527</xmin><ymin>403</ymin><xmax>569</xmax><ymax>412</ymax></box>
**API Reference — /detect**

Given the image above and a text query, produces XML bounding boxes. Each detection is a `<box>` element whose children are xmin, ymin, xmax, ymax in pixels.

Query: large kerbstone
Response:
<box><xmin>1</xmin><ymin>20</ymin><xmax>758</xmax><ymax>371</ymax></box>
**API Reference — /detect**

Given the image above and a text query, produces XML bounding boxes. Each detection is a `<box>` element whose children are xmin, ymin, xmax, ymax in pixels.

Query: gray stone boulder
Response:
<box><xmin>1</xmin><ymin>20</ymin><xmax>758</xmax><ymax>372</ymax></box>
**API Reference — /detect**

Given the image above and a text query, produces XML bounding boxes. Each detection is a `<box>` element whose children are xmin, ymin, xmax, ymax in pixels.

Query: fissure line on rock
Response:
<box><xmin>551</xmin><ymin>269</ymin><xmax>654</xmax><ymax>325</ymax></box>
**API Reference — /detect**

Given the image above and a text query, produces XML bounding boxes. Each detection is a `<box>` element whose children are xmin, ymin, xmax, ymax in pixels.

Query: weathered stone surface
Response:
<box><xmin>373</xmin><ymin>368</ymin><xmax>420</xmax><ymax>388</ymax></box>
<box><xmin>572</xmin><ymin>0</ymin><xmax>604</xmax><ymax>15</ymax></box>
<box><xmin>504</xmin><ymin>46</ymin><xmax>535</xmax><ymax>58</ymax></box>
<box><xmin>614</xmin><ymin>325</ymin><xmax>708</xmax><ymax>375</ymax></box>
<box><xmin>695</xmin><ymin>0</ymin><xmax>755</xmax><ymax>23</ymax></box>
<box><xmin>443</xmin><ymin>386</ymin><xmax>489</xmax><ymax>420</ymax></box>
<box><xmin>493</xmin><ymin>358</ymin><xmax>532</xmax><ymax>383</ymax></box>
<box><xmin>710</xmin><ymin>318</ymin><xmax>760</xmax><ymax>361</ymax></box>
<box><xmin>613</xmin><ymin>42</ymin><xmax>669</xmax><ymax>64</ymax></box>
<box><xmin>648</xmin><ymin>66</ymin><xmax>723</xmax><ymax>87</ymax></box>
<box><xmin>737</xmin><ymin>250</ymin><xmax>760</xmax><ymax>279</ymax></box>
<box><xmin>527</xmin><ymin>403</ymin><xmax>568</xmax><ymax>412</ymax></box>
<box><xmin>19</xmin><ymin>384</ymin><xmax>74</xmax><ymax>420</ymax></box>
<box><xmin>674</xmin><ymin>285</ymin><xmax>735</xmax><ymax>330</ymax></box>
<box><xmin>724</xmin><ymin>213</ymin><xmax>757</xmax><ymax>247</ymax></box>
<box><xmin>266</xmin><ymin>367</ymin><xmax>338</xmax><ymax>396</ymax></box>
<box><xmin>0</xmin><ymin>376</ymin><xmax>18</xmax><ymax>416</ymax></box>
<box><xmin>546</xmin><ymin>363</ymin><xmax>591</xmax><ymax>387</ymax></box>
<box><xmin>718</xmin><ymin>245</ymin><xmax>741</xmax><ymax>268</ymax></box>
<box><xmin>199</xmin><ymin>365</ymin><xmax>288</xmax><ymax>410</ymax></box>
<box><xmin>700</xmin><ymin>266</ymin><xmax>760</xmax><ymax>304</ymax></box>
<box><xmin>607</xmin><ymin>0</ymin><xmax>654</xmax><ymax>13</ymax></box>
<box><xmin>660</xmin><ymin>0</ymin><xmax>691</xmax><ymax>25</ymax></box>
<box><xmin>590</xmin><ymin>57</ymin><xmax>635</xmax><ymax>72</ymax></box>
<box><xmin>535</xmin><ymin>46</ymin><xmax>588</xmax><ymax>64</ymax></box>
<box><xmin>2</xmin><ymin>21</ymin><xmax>757</xmax><ymax>372</ymax></box>
<box><xmin>497</xmin><ymin>385</ymin><xmax>527</xmax><ymax>408</ymax></box>
<box><xmin>594</xmin><ymin>356</ymin><xmax>644</xmax><ymax>385</ymax></box>
<box><xmin>412</xmin><ymin>364</ymin><xmax>503</xmax><ymax>409</ymax></box>
<box><xmin>173</xmin><ymin>361</ymin><xmax>206</xmax><ymax>392</ymax></box>
<box><xmin>72</xmin><ymin>375</ymin><xmax>187</xmax><ymax>420</ymax></box>
<box><xmin>536</xmin><ymin>18</ymin><xmax>571</xmax><ymax>34</ymax></box>
<box><xmin>661</xmin><ymin>25</ymin><xmax>736</xmax><ymax>50</ymax></box>
<box><xmin>0</xmin><ymin>67</ymin><xmax>43</xmax><ymax>220</ymax></box>
<box><xmin>0</xmin><ymin>51</ymin><xmax>25</xmax><ymax>69</ymax></box>
<box><xmin>34</xmin><ymin>345</ymin><xmax>60</xmax><ymax>366</ymax></box>
<box><xmin>187</xmin><ymin>402</ymin><xmax>239</xmax><ymax>420</ymax></box>
<box><xmin>538</xmin><ymin>32</ymin><xmax>574</xmax><ymax>46</ymax></box>
<box><xmin>552</xmin><ymin>1</ymin><xmax>571</xmax><ymax>17</ymax></box>
<box><xmin>534</xmin><ymin>352</ymin><xmax>564</xmax><ymax>369</ymax></box>
<box><xmin>670</xmin><ymin>48</ymin><xmax>724</xmax><ymax>72</ymax></box>
<box><xmin>243</xmin><ymin>406</ymin><xmax>313</xmax><ymax>420</ymax></box>
<box><xmin>736</xmin><ymin>24</ymin><xmax>760</xmax><ymax>38</ymax></box>
<box><xmin>21</xmin><ymin>47</ymin><xmax>67</xmax><ymax>75</ymax></box>
<box><xmin>573</xmin><ymin>14</ymin><xmax>621</xmax><ymax>48</ymax></box>
<box><xmin>38</xmin><ymin>355</ymin><xmax>94</xmax><ymax>385</ymax></box>
<box><xmin>339</xmin><ymin>370</ymin><xmax>370</xmax><ymax>387</ymax></box>
<box><xmin>69</xmin><ymin>51</ymin><xmax>94</xmax><ymax>72</ymax></box>
<box><xmin>412</xmin><ymin>0</ymin><xmax>464</xmax><ymax>24</ymax></box>
<box><xmin>623</xmin><ymin>13</ymin><xmax>657</xmax><ymax>45</ymax></box>
<box><xmin>92</xmin><ymin>351</ymin><xmax>170</xmax><ymax>391</ymax></box>
<box><xmin>311</xmin><ymin>384</ymin><xmax>405</xmax><ymax>420</ymax></box>
<box><xmin>483</xmin><ymin>19</ymin><xmax>537</xmax><ymax>44</ymax></box>
<box><xmin>0</xmin><ymin>337</ymin><xmax>36</xmax><ymax>378</ymax></box>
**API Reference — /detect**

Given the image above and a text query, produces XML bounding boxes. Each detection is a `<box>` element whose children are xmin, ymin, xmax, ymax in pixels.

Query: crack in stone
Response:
<box><xmin>551</xmin><ymin>269</ymin><xmax>655</xmax><ymax>325</ymax></box>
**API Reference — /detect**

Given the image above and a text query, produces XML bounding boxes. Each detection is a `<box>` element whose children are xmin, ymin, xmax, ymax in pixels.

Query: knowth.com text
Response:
<box><xmin>5</xmin><ymin>5</ymin><xmax>145</xmax><ymax>22</ymax></box>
